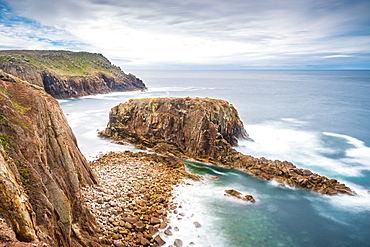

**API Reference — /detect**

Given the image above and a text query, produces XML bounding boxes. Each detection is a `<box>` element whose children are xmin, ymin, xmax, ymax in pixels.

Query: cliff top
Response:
<box><xmin>0</xmin><ymin>50</ymin><xmax>126</xmax><ymax>78</ymax></box>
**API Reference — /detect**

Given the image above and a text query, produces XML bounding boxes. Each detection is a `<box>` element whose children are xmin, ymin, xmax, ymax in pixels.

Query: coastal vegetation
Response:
<box><xmin>0</xmin><ymin>50</ymin><xmax>125</xmax><ymax>78</ymax></box>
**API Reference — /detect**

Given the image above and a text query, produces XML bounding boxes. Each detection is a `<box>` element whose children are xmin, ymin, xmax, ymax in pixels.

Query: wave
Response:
<box><xmin>236</xmin><ymin>121</ymin><xmax>370</xmax><ymax>178</ymax></box>
<box><xmin>323</xmin><ymin>132</ymin><xmax>370</xmax><ymax>169</ymax></box>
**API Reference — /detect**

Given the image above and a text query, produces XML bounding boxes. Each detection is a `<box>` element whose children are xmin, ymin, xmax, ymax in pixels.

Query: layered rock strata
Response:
<box><xmin>0</xmin><ymin>70</ymin><xmax>99</xmax><ymax>246</ymax></box>
<box><xmin>82</xmin><ymin>151</ymin><xmax>198</xmax><ymax>247</ymax></box>
<box><xmin>0</xmin><ymin>50</ymin><xmax>146</xmax><ymax>98</ymax></box>
<box><xmin>100</xmin><ymin>97</ymin><xmax>355</xmax><ymax>196</ymax></box>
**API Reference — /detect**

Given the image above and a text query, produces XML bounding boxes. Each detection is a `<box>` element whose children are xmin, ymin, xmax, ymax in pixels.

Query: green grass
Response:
<box><xmin>0</xmin><ymin>133</ymin><xmax>10</xmax><ymax>148</ymax></box>
<box><xmin>0</xmin><ymin>114</ymin><xmax>8</xmax><ymax>122</ymax></box>
<box><xmin>0</xmin><ymin>50</ymin><xmax>123</xmax><ymax>78</ymax></box>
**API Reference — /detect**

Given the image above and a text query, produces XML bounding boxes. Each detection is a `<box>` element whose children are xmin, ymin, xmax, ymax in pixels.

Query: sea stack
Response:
<box><xmin>101</xmin><ymin>97</ymin><xmax>251</xmax><ymax>159</ymax></box>
<box><xmin>101</xmin><ymin>97</ymin><xmax>356</xmax><ymax>196</ymax></box>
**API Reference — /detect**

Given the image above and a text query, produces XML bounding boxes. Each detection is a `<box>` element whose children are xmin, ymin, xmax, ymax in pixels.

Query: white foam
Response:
<box><xmin>236</xmin><ymin>121</ymin><xmax>370</xmax><ymax>177</ymax></box>
<box><xmin>281</xmin><ymin>118</ymin><xmax>308</xmax><ymax>126</ymax></box>
<box><xmin>160</xmin><ymin>179</ymin><xmax>228</xmax><ymax>247</ymax></box>
<box><xmin>323</xmin><ymin>132</ymin><xmax>370</xmax><ymax>168</ymax></box>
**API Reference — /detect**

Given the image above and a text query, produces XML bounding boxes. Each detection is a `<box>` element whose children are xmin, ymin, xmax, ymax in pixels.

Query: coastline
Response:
<box><xmin>82</xmin><ymin>151</ymin><xmax>200</xmax><ymax>246</ymax></box>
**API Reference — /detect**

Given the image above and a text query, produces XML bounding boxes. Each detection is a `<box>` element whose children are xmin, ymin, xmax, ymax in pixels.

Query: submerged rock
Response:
<box><xmin>101</xmin><ymin>97</ymin><xmax>355</xmax><ymax>196</ymax></box>
<box><xmin>224</xmin><ymin>189</ymin><xmax>256</xmax><ymax>203</ymax></box>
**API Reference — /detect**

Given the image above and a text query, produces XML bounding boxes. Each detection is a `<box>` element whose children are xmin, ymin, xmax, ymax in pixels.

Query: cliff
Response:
<box><xmin>0</xmin><ymin>50</ymin><xmax>146</xmax><ymax>98</ymax></box>
<box><xmin>0</xmin><ymin>70</ymin><xmax>99</xmax><ymax>246</ymax></box>
<box><xmin>101</xmin><ymin>97</ymin><xmax>355</xmax><ymax>196</ymax></box>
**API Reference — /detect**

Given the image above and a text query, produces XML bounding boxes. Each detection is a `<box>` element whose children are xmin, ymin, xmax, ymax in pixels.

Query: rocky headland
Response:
<box><xmin>0</xmin><ymin>50</ymin><xmax>146</xmax><ymax>98</ymax></box>
<box><xmin>0</xmin><ymin>69</ymin><xmax>99</xmax><ymax>246</ymax></box>
<box><xmin>100</xmin><ymin>97</ymin><xmax>355</xmax><ymax>196</ymax></box>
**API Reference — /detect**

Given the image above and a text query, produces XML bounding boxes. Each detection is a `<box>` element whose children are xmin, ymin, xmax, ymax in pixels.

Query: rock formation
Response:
<box><xmin>224</xmin><ymin>189</ymin><xmax>256</xmax><ymax>203</ymax></box>
<box><xmin>0</xmin><ymin>50</ymin><xmax>146</xmax><ymax>98</ymax></box>
<box><xmin>0</xmin><ymin>70</ymin><xmax>99</xmax><ymax>246</ymax></box>
<box><xmin>101</xmin><ymin>97</ymin><xmax>355</xmax><ymax>196</ymax></box>
<box><xmin>101</xmin><ymin>97</ymin><xmax>250</xmax><ymax>158</ymax></box>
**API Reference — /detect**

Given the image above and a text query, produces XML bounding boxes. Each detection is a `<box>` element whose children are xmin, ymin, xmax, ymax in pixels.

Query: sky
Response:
<box><xmin>0</xmin><ymin>0</ymin><xmax>369</xmax><ymax>70</ymax></box>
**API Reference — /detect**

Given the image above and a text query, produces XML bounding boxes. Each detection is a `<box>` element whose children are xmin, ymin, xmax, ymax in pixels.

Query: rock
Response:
<box><xmin>193</xmin><ymin>221</ymin><xmax>201</xmax><ymax>228</ymax></box>
<box><xmin>133</xmin><ymin>221</ymin><xmax>146</xmax><ymax>232</ymax></box>
<box><xmin>114</xmin><ymin>240</ymin><xmax>125</xmax><ymax>247</ymax></box>
<box><xmin>225</xmin><ymin>189</ymin><xmax>256</xmax><ymax>203</ymax></box>
<box><xmin>174</xmin><ymin>239</ymin><xmax>183</xmax><ymax>247</ymax></box>
<box><xmin>159</xmin><ymin>221</ymin><xmax>167</xmax><ymax>229</ymax></box>
<box><xmin>206</xmin><ymin>174</ymin><xmax>219</xmax><ymax>180</ymax></box>
<box><xmin>150</xmin><ymin>217</ymin><xmax>161</xmax><ymax>225</ymax></box>
<box><xmin>154</xmin><ymin>235</ymin><xmax>166</xmax><ymax>246</ymax></box>
<box><xmin>123</xmin><ymin>217</ymin><xmax>138</xmax><ymax>224</ymax></box>
<box><xmin>244</xmin><ymin>195</ymin><xmax>256</xmax><ymax>203</ymax></box>
<box><xmin>140</xmin><ymin>237</ymin><xmax>150</xmax><ymax>245</ymax></box>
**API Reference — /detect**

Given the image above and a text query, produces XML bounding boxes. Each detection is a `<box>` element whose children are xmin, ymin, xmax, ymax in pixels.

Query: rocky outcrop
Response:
<box><xmin>0</xmin><ymin>70</ymin><xmax>99</xmax><ymax>246</ymax></box>
<box><xmin>0</xmin><ymin>50</ymin><xmax>146</xmax><ymax>98</ymax></box>
<box><xmin>101</xmin><ymin>97</ymin><xmax>250</xmax><ymax>159</ymax></box>
<box><xmin>224</xmin><ymin>189</ymin><xmax>256</xmax><ymax>203</ymax></box>
<box><xmin>100</xmin><ymin>97</ymin><xmax>355</xmax><ymax>196</ymax></box>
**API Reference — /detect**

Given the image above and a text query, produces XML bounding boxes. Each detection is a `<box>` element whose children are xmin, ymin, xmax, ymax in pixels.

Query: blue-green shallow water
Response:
<box><xmin>59</xmin><ymin>70</ymin><xmax>370</xmax><ymax>247</ymax></box>
<box><xmin>182</xmin><ymin>160</ymin><xmax>369</xmax><ymax>247</ymax></box>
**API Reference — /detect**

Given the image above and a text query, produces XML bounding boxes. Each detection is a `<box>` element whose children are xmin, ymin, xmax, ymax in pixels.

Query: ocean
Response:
<box><xmin>59</xmin><ymin>70</ymin><xmax>370</xmax><ymax>247</ymax></box>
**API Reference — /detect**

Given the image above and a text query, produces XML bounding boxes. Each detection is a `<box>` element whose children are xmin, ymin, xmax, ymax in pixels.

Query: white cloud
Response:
<box><xmin>323</xmin><ymin>55</ymin><xmax>353</xmax><ymax>59</ymax></box>
<box><xmin>2</xmin><ymin>0</ymin><xmax>370</xmax><ymax>69</ymax></box>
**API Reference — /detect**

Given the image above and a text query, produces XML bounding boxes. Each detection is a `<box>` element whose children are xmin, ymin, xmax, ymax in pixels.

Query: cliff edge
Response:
<box><xmin>100</xmin><ymin>97</ymin><xmax>355</xmax><ymax>196</ymax></box>
<box><xmin>0</xmin><ymin>70</ymin><xmax>99</xmax><ymax>246</ymax></box>
<box><xmin>0</xmin><ymin>50</ymin><xmax>146</xmax><ymax>98</ymax></box>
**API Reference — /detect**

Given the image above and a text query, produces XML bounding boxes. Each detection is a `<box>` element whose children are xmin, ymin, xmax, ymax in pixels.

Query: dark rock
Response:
<box><xmin>225</xmin><ymin>189</ymin><xmax>256</xmax><ymax>203</ymax></box>
<box><xmin>133</xmin><ymin>221</ymin><xmax>145</xmax><ymax>232</ymax></box>
<box><xmin>140</xmin><ymin>237</ymin><xmax>150</xmax><ymax>246</ymax></box>
<box><xmin>150</xmin><ymin>217</ymin><xmax>161</xmax><ymax>225</ymax></box>
<box><xmin>123</xmin><ymin>217</ymin><xmax>138</xmax><ymax>224</ymax></box>
<box><xmin>154</xmin><ymin>235</ymin><xmax>166</xmax><ymax>246</ymax></box>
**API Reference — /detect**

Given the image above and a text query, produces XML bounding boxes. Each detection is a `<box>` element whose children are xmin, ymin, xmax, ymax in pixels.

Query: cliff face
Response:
<box><xmin>0</xmin><ymin>50</ymin><xmax>146</xmax><ymax>99</ymax></box>
<box><xmin>101</xmin><ymin>97</ymin><xmax>355</xmax><ymax>196</ymax></box>
<box><xmin>0</xmin><ymin>70</ymin><xmax>98</xmax><ymax>246</ymax></box>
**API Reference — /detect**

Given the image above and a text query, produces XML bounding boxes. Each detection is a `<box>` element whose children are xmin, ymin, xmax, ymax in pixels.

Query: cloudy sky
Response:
<box><xmin>0</xmin><ymin>0</ymin><xmax>369</xmax><ymax>70</ymax></box>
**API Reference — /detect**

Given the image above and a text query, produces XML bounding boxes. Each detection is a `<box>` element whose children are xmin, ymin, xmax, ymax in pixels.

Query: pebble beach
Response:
<box><xmin>81</xmin><ymin>151</ymin><xmax>200</xmax><ymax>247</ymax></box>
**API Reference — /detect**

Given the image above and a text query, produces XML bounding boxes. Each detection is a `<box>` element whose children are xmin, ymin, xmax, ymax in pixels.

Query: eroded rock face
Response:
<box><xmin>0</xmin><ymin>50</ymin><xmax>146</xmax><ymax>98</ymax></box>
<box><xmin>101</xmin><ymin>97</ymin><xmax>355</xmax><ymax>196</ymax></box>
<box><xmin>0</xmin><ymin>70</ymin><xmax>99</xmax><ymax>246</ymax></box>
<box><xmin>101</xmin><ymin>97</ymin><xmax>250</xmax><ymax>160</ymax></box>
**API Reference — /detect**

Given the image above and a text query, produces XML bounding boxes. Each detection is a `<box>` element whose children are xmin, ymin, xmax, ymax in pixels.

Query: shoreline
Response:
<box><xmin>82</xmin><ymin>151</ymin><xmax>200</xmax><ymax>247</ymax></box>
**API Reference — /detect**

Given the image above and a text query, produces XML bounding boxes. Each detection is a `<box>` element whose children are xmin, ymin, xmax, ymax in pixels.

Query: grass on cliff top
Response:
<box><xmin>0</xmin><ymin>50</ymin><xmax>125</xmax><ymax>78</ymax></box>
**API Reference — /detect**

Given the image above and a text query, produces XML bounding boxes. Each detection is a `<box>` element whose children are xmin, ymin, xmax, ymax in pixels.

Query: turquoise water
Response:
<box><xmin>59</xmin><ymin>70</ymin><xmax>370</xmax><ymax>247</ymax></box>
